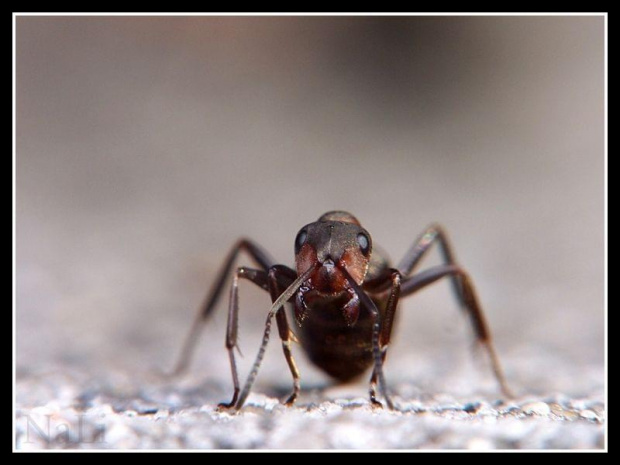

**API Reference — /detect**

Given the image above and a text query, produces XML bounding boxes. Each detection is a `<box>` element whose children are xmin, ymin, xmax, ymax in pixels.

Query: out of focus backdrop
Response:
<box><xmin>16</xmin><ymin>16</ymin><xmax>605</xmax><ymax>449</ymax></box>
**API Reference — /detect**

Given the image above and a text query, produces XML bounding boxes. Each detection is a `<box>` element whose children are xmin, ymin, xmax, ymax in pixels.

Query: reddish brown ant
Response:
<box><xmin>173</xmin><ymin>211</ymin><xmax>511</xmax><ymax>410</ymax></box>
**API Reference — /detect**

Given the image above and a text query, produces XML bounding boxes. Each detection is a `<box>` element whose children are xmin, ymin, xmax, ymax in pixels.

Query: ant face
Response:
<box><xmin>294</xmin><ymin>211</ymin><xmax>372</xmax><ymax>291</ymax></box>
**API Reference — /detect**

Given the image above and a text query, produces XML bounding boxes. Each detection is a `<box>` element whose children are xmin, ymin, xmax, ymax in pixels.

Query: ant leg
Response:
<box><xmin>234</xmin><ymin>268</ymin><xmax>315</xmax><ymax>410</ymax></box>
<box><xmin>368</xmin><ymin>269</ymin><xmax>401</xmax><ymax>407</ymax></box>
<box><xmin>397</xmin><ymin>224</ymin><xmax>465</xmax><ymax>307</ymax></box>
<box><xmin>268</xmin><ymin>265</ymin><xmax>303</xmax><ymax>406</ymax></box>
<box><xmin>172</xmin><ymin>239</ymin><xmax>274</xmax><ymax>375</ymax></box>
<box><xmin>219</xmin><ymin>265</ymin><xmax>303</xmax><ymax>410</ymax></box>
<box><xmin>217</xmin><ymin>267</ymin><xmax>270</xmax><ymax>409</ymax></box>
<box><xmin>400</xmin><ymin>264</ymin><xmax>513</xmax><ymax>397</ymax></box>
<box><xmin>342</xmin><ymin>269</ymin><xmax>395</xmax><ymax>410</ymax></box>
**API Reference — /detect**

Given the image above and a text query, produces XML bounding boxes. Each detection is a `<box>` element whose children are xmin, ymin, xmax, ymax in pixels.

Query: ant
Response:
<box><xmin>172</xmin><ymin>211</ymin><xmax>511</xmax><ymax>410</ymax></box>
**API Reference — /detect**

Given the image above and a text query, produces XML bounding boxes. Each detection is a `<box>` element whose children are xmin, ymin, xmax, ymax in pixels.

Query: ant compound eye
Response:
<box><xmin>356</xmin><ymin>232</ymin><xmax>370</xmax><ymax>255</ymax></box>
<box><xmin>295</xmin><ymin>229</ymin><xmax>308</xmax><ymax>254</ymax></box>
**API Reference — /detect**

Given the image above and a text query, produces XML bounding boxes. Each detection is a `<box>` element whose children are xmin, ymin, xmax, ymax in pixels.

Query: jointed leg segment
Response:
<box><xmin>365</xmin><ymin>225</ymin><xmax>512</xmax><ymax>403</ymax></box>
<box><xmin>219</xmin><ymin>265</ymin><xmax>304</xmax><ymax>409</ymax></box>
<box><xmin>268</xmin><ymin>265</ymin><xmax>302</xmax><ymax>406</ymax></box>
<box><xmin>368</xmin><ymin>269</ymin><xmax>401</xmax><ymax>407</ymax></box>
<box><xmin>218</xmin><ymin>266</ymin><xmax>269</xmax><ymax>408</ymax></box>
<box><xmin>172</xmin><ymin>239</ymin><xmax>274</xmax><ymax>376</ymax></box>
<box><xmin>171</xmin><ymin>239</ymin><xmax>303</xmax><ymax>409</ymax></box>
<box><xmin>400</xmin><ymin>264</ymin><xmax>512</xmax><ymax>397</ymax></box>
<box><xmin>397</xmin><ymin>224</ymin><xmax>466</xmax><ymax>309</ymax></box>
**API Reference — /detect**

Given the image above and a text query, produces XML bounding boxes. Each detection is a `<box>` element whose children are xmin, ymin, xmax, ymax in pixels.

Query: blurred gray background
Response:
<box><xmin>16</xmin><ymin>15</ymin><xmax>604</xmax><ymax>424</ymax></box>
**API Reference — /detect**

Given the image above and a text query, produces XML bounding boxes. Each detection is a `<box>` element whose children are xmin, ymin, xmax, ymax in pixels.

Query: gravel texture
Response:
<box><xmin>15</xmin><ymin>346</ymin><xmax>605</xmax><ymax>450</ymax></box>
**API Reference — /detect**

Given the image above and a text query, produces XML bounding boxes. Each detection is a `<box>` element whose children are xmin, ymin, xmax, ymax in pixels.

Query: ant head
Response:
<box><xmin>294</xmin><ymin>211</ymin><xmax>372</xmax><ymax>287</ymax></box>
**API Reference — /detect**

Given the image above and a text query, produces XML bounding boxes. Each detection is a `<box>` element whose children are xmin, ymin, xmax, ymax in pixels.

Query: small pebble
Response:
<box><xmin>522</xmin><ymin>402</ymin><xmax>551</xmax><ymax>416</ymax></box>
<box><xmin>579</xmin><ymin>409</ymin><xmax>600</xmax><ymax>422</ymax></box>
<box><xmin>548</xmin><ymin>403</ymin><xmax>564</xmax><ymax>415</ymax></box>
<box><xmin>463</xmin><ymin>402</ymin><xmax>481</xmax><ymax>413</ymax></box>
<box><xmin>562</xmin><ymin>409</ymin><xmax>580</xmax><ymax>421</ymax></box>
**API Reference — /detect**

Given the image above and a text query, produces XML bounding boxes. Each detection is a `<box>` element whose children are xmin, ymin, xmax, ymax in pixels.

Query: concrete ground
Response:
<box><xmin>15</xmin><ymin>350</ymin><xmax>604</xmax><ymax>449</ymax></box>
<box><xmin>15</xmin><ymin>16</ymin><xmax>605</xmax><ymax>450</ymax></box>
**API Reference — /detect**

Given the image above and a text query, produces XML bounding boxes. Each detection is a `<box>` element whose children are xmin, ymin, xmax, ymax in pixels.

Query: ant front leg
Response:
<box><xmin>220</xmin><ymin>264</ymin><xmax>303</xmax><ymax>410</ymax></box>
<box><xmin>344</xmin><ymin>269</ymin><xmax>396</xmax><ymax>410</ymax></box>
<box><xmin>267</xmin><ymin>265</ymin><xmax>303</xmax><ymax>406</ymax></box>
<box><xmin>367</xmin><ymin>269</ymin><xmax>401</xmax><ymax>408</ymax></box>
<box><xmin>233</xmin><ymin>268</ymin><xmax>315</xmax><ymax>410</ymax></box>
<box><xmin>219</xmin><ymin>267</ymin><xmax>271</xmax><ymax>409</ymax></box>
<box><xmin>219</xmin><ymin>265</ymin><xmax>300</xmax><ymax>409</ymax></box>
<box><xmin>172</xmin><ymin>239</ymin><xmax>274</xmax><ymax>376</ymax></box>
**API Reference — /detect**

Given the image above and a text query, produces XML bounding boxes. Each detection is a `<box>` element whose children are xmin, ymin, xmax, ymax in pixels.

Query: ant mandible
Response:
<box><xmin>172</xmin><ymin>211</ymin><xmax>511</xmax><ymax>410</ymax></box>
